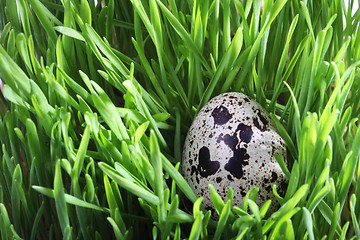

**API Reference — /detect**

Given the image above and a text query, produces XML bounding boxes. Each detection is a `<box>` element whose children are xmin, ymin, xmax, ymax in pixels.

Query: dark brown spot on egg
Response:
<box><xmin>253</xmin><ymin>109</ymin><xmax>269</xmax><ymax>132</ymax></box>
<box><xmin>244</xmin><ymin>97</ymin><xmax>250</xmax><ymax>102</ymax></box>
<box><xmin>216</xmin><ymin>133</ymin><xmax>224</xmax><ymax>143</ymax></box>
<box><xmin>216</xmin><ymin>177</ymin><xmax>222</xmax><ymax>183</ymax></box>
<box><xmin>271</xmin><ymin>172</ymin><xmax>278</xmax><ymax>182</ymax></box>
<box><xmin>238</xmin><ymin>123</ymin><xmax>253</xmax><ymax>143</ymax></box>
<box><xmin>211</xmin><ymin>106</ymin><xmax>232</xmax><ymax>125</ymax></box>
<box><xmin>198</xmin><ymin>146</ymin><xmax>220</xmax><ymax>177</ymax></box>
<box><xmin>190</xmin><ymin>166</ymin><xmax>197</xmax><ymax>175</ymax></box>
<box><xmin>216</xmin><ymin>123</ymin><xmax>252</xmax><ymax>179</ymax></box>
<box><xmin>227</xmin><ymin>153</ymin><xmax>248</xmax><ymax>178</ymax></box>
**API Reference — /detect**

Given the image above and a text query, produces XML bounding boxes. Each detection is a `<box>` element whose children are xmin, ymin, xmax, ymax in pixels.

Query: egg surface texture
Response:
<box><xmin>182</xmin><ymin>92</ymin><xmax>287</xmax><ymax>210</ymax></box>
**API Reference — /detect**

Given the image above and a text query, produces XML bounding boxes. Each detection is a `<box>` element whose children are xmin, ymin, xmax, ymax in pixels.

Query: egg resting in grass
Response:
<box><xmin>182</xmin><ymin>92</ymin><xmax>288</xmax><ymax>212</ymax></box>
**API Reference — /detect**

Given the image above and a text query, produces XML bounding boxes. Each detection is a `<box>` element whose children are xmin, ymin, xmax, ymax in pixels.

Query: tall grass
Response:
<box><xmin>0</xmin><ymin>0</ymin><xmax>360</xmax><ymax>239</ymax></box>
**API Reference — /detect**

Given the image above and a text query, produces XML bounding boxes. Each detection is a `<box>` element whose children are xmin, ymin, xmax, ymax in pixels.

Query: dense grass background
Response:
<box><xmin>0</xmin><ymin>0</ymin><xmax>360</xmax><ymax>239</ymax></box>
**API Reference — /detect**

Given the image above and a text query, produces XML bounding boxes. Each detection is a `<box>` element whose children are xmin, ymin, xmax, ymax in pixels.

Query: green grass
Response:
<box><xmin>0</xmin><ymin>0</ymin><xmax>360</xmax><ymax>239</ymax></box>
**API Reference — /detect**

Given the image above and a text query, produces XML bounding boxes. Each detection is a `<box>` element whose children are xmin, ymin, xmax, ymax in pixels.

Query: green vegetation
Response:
<box><xmin>0</xmin><ymin>0</ymin><xmax>360</xmax><ymax>239</ymax></box>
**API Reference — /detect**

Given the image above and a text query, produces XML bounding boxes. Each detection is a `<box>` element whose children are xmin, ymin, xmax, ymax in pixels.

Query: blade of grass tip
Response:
<box><xmin>270</xmin><ymin>14</ymin><xmax>299</xmax><ymax>105</ymax></box>
<box><xmin>349</xmin><ymin>194</ymin><xmax>360</xmax><ymax>238</ymax></box>
<box><xmin>328</xmin><ymin>202</ymin><xmax>341</xmax><ymax>240</ymax></box>
<box><xmin>134</xmin><ymin>121</ymin><xmax>149</xmax><ymax>144</ymax></box>
<box><xmin>0</xmin><ymin>44</ymin><xmax>31</xmax><ymax>98</ymax></box>
<box><xmin>259</xmin><ymin>200</ymin><xmax>272</xmax><ymax>218</ymax></box>
<box><xmin>339</xmin><ymin>126</ymin><xmax>360</xmax><ymax>210</ymax></box>
<box><xmin>7</xmin><ymin>29</ymin><xmax>16</xmax><ymax>58</ymax></box>
<box><xmin>84</xmin><ymin>173</ymin><xmax>95</xmax><ymax>203</ymax></box>
<box><xmin>270</xmin><ymin>218</ymin><xmax>296</xmax><ymax>240</ymax></box>
<box><xmin>11</xmin><ymin>165</ymin><xmax>23</xmax><ymax>234</ymax></box>
<box><xmin>90</xmin><ymin>81</ymin><xmax>129</xmax><ymax>141</ymax></box>
<box><xmin>263</xmin><ymin>184</ymin><xmax>309</xmax><ymax>234</ymax></box>
<box><xmin>248</xmin><ymin>199</ymin><xmax>261</xmax><ymax>223</ymax></box>
<box><xmin>103</xmin><ymin>176</ymin><xmax>121</xmax><ymax>226</ymax></box>
<box><xmin>54</xmin><ymin>26</ymin><xmax>85</xmax><ymax>42</ymax></box>
<box><xmin>213</xmin><ymin>200</ymin><xmax>232</xmax><ymax>240</ymax></box>
<box><xmin>302</xmin><ymin>208</ymin><xmax>315</xmax><ymax>240</ymax></box>
<box><xmin>234</xmin><ymin>0</ymin><xmax>250</xmax><ymax>46</ymax></box>
<box><xmin>209</xmin><ymin>184</ymin><xmax>225</xmax><ymax>214</ymax></box>
<box><xmin>255</xmin><ymin>22</ymin><xmax>270</xmax><ymax>104</ymax></box>
<box><xmin>150</xmin><ymin>130</ymin><xmax>165</xmax><ymax>222</ymax></box>
<box><xmin>3</xmin><ymin>85</ymin><xmax>32</xmax><ymax>109</ymax></box>
<box><xmin>72</xmin><ymin>125</ymin><xmax>90</xmax><ymax>179</ymax></box>
<box><xmin>27</xmin><ymin>0</ymin><xmax>58</xmax><ymax>47</ymax></box>
<box><xmin>188</xmin><ymin>12</ymin><xmax>203</xmax><ymax>103</ymax></box>
<box><xmin>32</xmin><ymin>185</ymin><xmax>108</xmax><ymax>212</ymax></box>
<box><xmin>155</xmin><ymin>0</ymin><xmax>212</xmax><ymax>73</ymax></box>
<box><xmin>79</xmin><ymin>0</ymin><xmax>92</xmax><ymax>26</ymax></box>
<box><xmin>300</xmin><ymin>1</ymin><xmax>315</xmax><ymax>45</ymax></box>
<box><xmin>17</xmin><ymin>0</ymin><xmax>31</xmax><ymax>38</ymax></box>
<box><xmin>123</xmin><ymin>80</ymin><xmax>166</xmax><ymax>148</ymax></box>
<box><xmin>0</xmin><ymin>203</ymin><xmax>12</xmax><ymax>239</ymax></box>
<box><xmin>308</xmin><ymin>111</ymin><xmax>338</xmax><ymax>180</ymax></box>
<box><xmin>270</xmin><ymin>35</ymin><xmax>310</xmax><ymax>112</ymax></box>
<box><xmin>31</xmin><ymin>95</ymin><xmax>53</xmax><ymax>136</ymax></box>
<box><xmin>16</xmin><ymin>33</ymin><xmax>34</xmax><ymax>77</ymax></box>
<box><xmin>274</xmin><ymin>154</ymin><xmax>290</xmax><ymax>179</ymax></box>
<box><xmin>27</xmin><ymin>36</ymin><xmax>43</xmax><ymax>80</ymax></box>
<box><xmin>41</xmin><ymin>61</ymin><xmax>80</xmax><ymax>111</ymax></box>
<box><xmin>98</xmin><ymin>162</ymin><xmax>160</xmax><ymax>205</ymax></box>
<box><xmin>200</xmin><ymin>27</ymin><xmax>243</xmax><ymax>109</ymax></box>
<box><xmin>341</xmin><ymin>222</ymin><xmax>350</xmax><ymax>240</ymax></box>
<box><xmin>26</xmin><ymin>119</ymin><xmax>48</xmax><ymax>188</ymax></box>
<box><xmin>210</xmin><ymin>0</ymin><xmax>220</xmax><ymax>62</ymax></box>
<box><xmin>249</xmin><ymin>0</ymin><xmax>262</xmax><ymax>43</ymax></box>
<box><xmin>284</xmin><ymin>82</ymin><xmax>301</xmax><ymax>147</ymax></box>
<box><xmin>131</xmin><ymin>38</ymin><xmax>170</xmax><ymax>108</ymax></box>
<box><xmin>5</xmin><ymin>0</ymin><xmax>20</xmax><ymax>31</ymax></box>
<box><xmin>0</xmin><ymin>22</ymin><xmax>11</xmax><ymax>45</ymax></box>
<box><xmin>306</xmin><ymin>163</ymin><xmax>330</xmax><ymax>212</ymax></box>
<box><xmin>223</xmin><ymin>0</ymin><xmax>231</xmax><ymax>51</ymax></box>
<box><xmin>234</xmin><ymin>0</ymin><xmax>289</xmax><ymax>91</ymax></box>
<box><xmin>189</xmin><ymin>207</ymin><xmax>202</xmax><ymax>240</ymax></box>
<box><xmin>161</xmin><ymin>155</ymin><xmax>198</xmax><ymax>203</ymax></box>
<box><xmin>54</xmin><ymin>160</ymin><xmax>70</xmax><ymax>233</ymax></box>
<box><xmin>107</xmin><ymin>217</ymin><xmax>124</xmax><ymax>239</ymax></box>
<box><xmin>84</xmin><ymin>24</ymin><xmax>129</xmax><ymax>77</ymax></box>
<box><xmin>58</xmin><ymin>68</ymin><xmax>91</xmax><ymax>104</ymax></box>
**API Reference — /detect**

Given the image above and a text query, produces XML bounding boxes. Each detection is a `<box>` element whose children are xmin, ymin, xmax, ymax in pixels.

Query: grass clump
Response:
<box><xmin>0</xmin><ymin>0</ymin><xmax>360</xmax><ymax>239</ymax></box>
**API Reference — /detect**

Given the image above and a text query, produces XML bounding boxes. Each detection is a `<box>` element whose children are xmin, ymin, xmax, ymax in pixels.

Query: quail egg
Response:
<box><xmin>182</xmin><ymin>92</ymin><xmax>288</xmax><ymax>212</ymax></box>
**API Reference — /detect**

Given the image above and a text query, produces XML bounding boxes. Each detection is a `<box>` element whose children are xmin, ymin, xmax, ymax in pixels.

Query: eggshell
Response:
<box><xmin>182</xmin><ymin>92</ymin><xmax>288</xmax><ymax>211</ymax></box>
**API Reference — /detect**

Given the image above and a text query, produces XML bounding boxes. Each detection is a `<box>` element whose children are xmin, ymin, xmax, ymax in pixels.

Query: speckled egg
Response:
<box><xmin>182</xmin><ymin>92</ymin><xmax>288</xmax><ymax>212</ymax></box>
